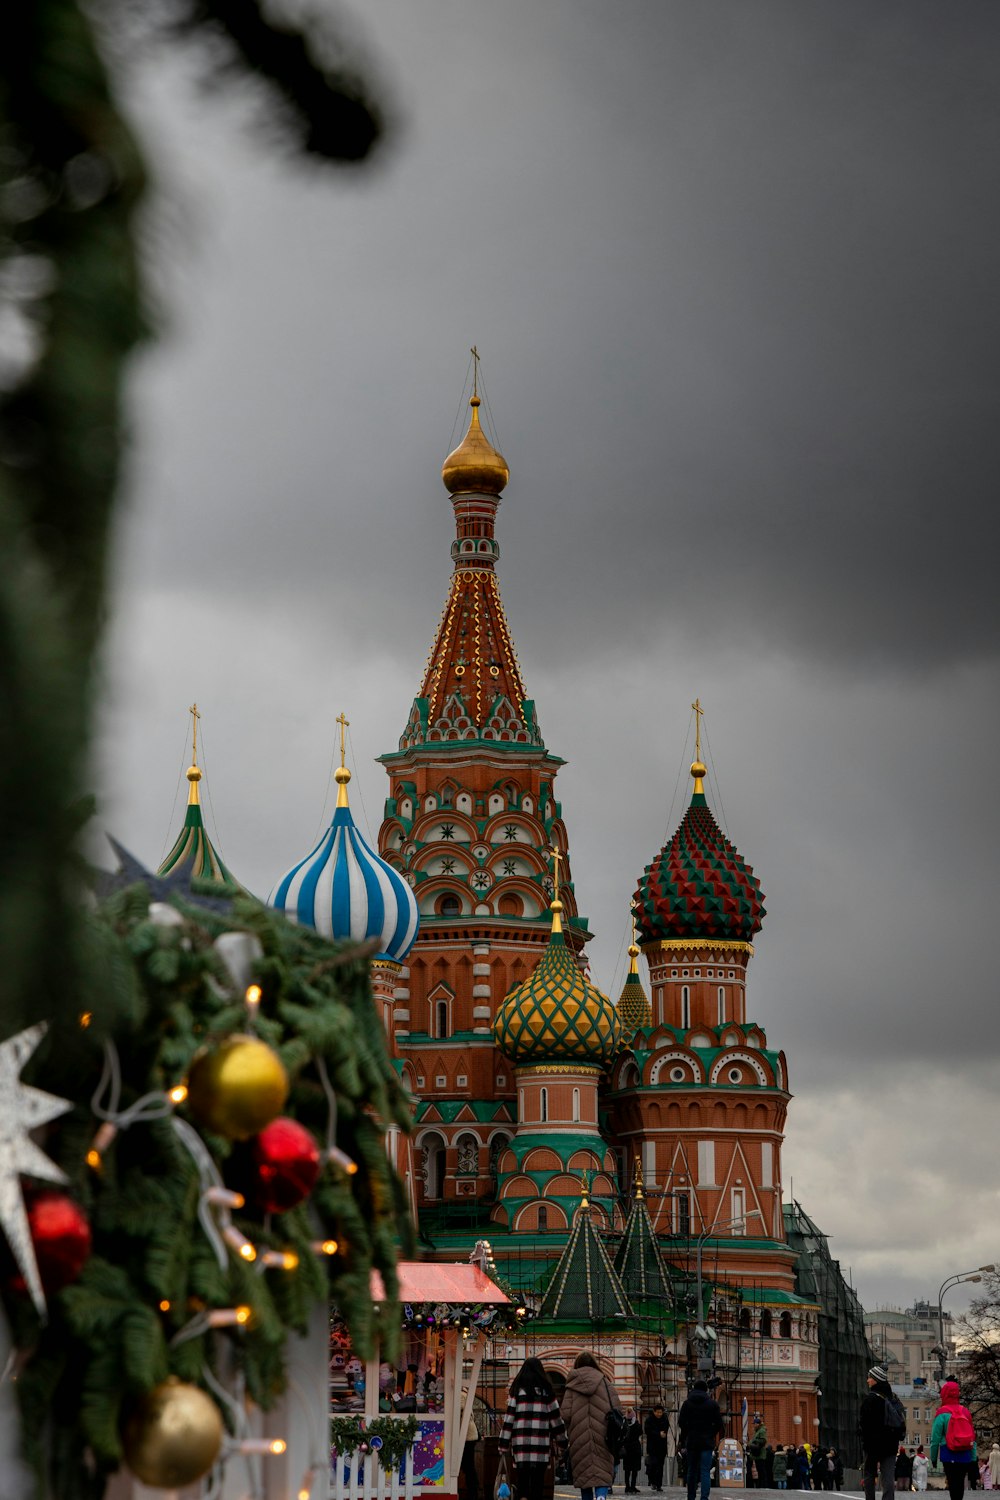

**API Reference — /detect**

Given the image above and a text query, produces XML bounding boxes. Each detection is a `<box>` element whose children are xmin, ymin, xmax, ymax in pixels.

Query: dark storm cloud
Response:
<box><xmin>99</xmin><ymin>1</ymin><xmax>1000</xmax><ymax>1313</ymax></box>
<box><xmin>120</xmin><ymin>0</ymin><xmax>1000</xmax><ymax>677</ymax></box>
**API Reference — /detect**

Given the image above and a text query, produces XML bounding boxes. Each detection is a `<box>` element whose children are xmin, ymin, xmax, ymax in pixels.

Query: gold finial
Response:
<box><xmin>628</xmin><ymin>909</ymin><xmax>640</xmax><ymax>973</ymax></box>
<box><xmin>334</xmin><ymin>712</ymin><xmax>351</xmax><ymax>807</ymax></box>
<box><xmin>633</xmin><ymin>1155</ymin><xmax>644</xmax><ymax>1201</ymax></box>
<box><xmin>580</xmin><ymin>1170</ymin><xmax>591</xmax><ymax>1212</ymax></box>
<box><xmin>549</xmin><ymin>846</ymin><xmax>564</xmax><ymax>935</ymax></box>
<box><xmin>186</xmin><ymin>702</ymin><xmax>203</xmax><ymax>805</ymax></box>
<box><xmin>690</xmin><ymin>697</ymin><xmax>706</xmax><ymax>794</ymax></box>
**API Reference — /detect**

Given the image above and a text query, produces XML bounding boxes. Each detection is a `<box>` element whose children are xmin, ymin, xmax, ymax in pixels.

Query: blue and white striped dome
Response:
<box><xmin>269</xmin><ymin>770</ymin><xmax>418</xmax><ymax>963</ymax></box>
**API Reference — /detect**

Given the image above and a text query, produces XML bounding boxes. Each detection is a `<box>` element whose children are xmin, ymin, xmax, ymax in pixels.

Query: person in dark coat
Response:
<box><xmin>559</xmin><ymin>1352</ymin><xmax>622</xmax><ymax>1500</ymax></box>
<box><xmin>895</xmin><ymin>1447</ymin><xmax>913</xmax><ymax>1492</ymax></box>
<box><xmin>831</xmin><ymin>1449</ymin><xmax>844</xmax><ymax>1491</ymax></box>
<box><xmin>678</xmin><ymin>1379</ymin><xmax>725</xmax><ymax>1500</ymax></box>
<box><xmin>644</xmin><ymin>1403</ymin><xmax>669</xmax><ymax>1491</ymax></box>
<box><xmin>621</xmin><ymin>1409</ymin><xmax>643</xmax><ymax>1494</ymax></box>
<box><xmin>859</xmin><ymin>1364</ymin><xmax>900</xmax><ymax>1500</ymax></box>
<box><xmin>797</xmin><ymin>1446</ymin><xmax>812</xmax><ymax>1489</ymax></box>
<box><xmin>811</xmin><ymin>1449</ymin><xmax>828</xmax><ymax>1490</ymax></box>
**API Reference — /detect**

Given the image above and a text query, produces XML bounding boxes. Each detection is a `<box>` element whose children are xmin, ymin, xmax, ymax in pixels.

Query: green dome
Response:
<box><xmin>494</xmin><ymin>911</ymin><xmax>621</xmax><ymax>1067</ymax></box>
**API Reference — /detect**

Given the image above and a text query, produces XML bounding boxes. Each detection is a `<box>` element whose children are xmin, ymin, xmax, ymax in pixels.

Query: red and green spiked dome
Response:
<box><xmin>494</xmin><ymin>902</ymin><xmax>621</xmax><ymax>1068</ymax></box>
<box><xmin>634</xmin><ymin>760</ymin><xmax>765</xmax><ymax>945</ymax></box>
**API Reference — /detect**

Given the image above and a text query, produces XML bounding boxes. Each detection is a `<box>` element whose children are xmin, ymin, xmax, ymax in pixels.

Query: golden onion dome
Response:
<box><xmin>493</xmin><ymin>903</ymin><xmax>621</xmax><ymax>1068</ymax></box>
<box><xmin>442</xmin><ymin>397</ymin><xmax>509</xmax><ymax>496</ymax></box>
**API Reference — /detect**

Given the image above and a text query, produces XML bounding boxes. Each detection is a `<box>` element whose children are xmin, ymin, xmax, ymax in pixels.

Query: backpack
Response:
<box><xmin>883</xmin><ymin>1395</ymin><xmax>907</xmax><ymax>1440</ymax></box>
<box><xmin>945</xmin><ymin>1408</ymin><xmax>976</xmax><ymax>1454</ymax></box>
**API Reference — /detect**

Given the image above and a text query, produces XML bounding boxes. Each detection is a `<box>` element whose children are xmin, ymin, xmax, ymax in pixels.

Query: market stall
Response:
<box><xmin>330</xmin><ymin>1258</ymin><xmax>513</xmax><ymax>1500</ymax></box>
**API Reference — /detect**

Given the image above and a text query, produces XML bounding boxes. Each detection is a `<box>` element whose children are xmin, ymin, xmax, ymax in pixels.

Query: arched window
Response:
<box><xmin>456</xmin><ymin>1133</ymin><xmax>478</xmax><ymax>1175</ymax></box>
<box><xmin>421</xmin><ymin>1133</ymin><xmax>446</xmax><ymax>1200</ymax></box>
<box><xmin>436</xmin><ymin>1000</ymin><xmax>449</xmax><ymax>1039</ymax></box>
<box><xmin>675</xmin><ymin>1191</ymin><xmax>690</xmax><ymax>1237</ymax></box>
<box><xmin>438</xmin><ymin>893</ymin><xmax>461</xmax><ymax>918</ymax></box>
<box><xmin>539</xmin><ymin>1087</ymin><xmax>548</xmax><ymax>1123</ymax></box>
<box><xmin>779</xmin><ymin>1311</ymin><xmax>792</xmax><ymax>1338</ymax></box>
<box><xmin>572</xmin><ymin>1087</ymin><xmax>580</xmax><ymax>1122</ymax></box>
<box><xmin>718</xmin><ymin>987</ymin><xmax>726</xmax><ymax>1024</ymax></box>
<box><xmin>497</xmin><ymin>893</ymin><xmax>521</xmax><ymax>917</ymax></box>
<box><xmin>760</xmin><ymin>1309</ymin><xmax>773</xmax><ymax>1337</ymax></box>
<box><xmin>537</xmin><ymin>1205</ymin><xmax>548</xmax><ymax>1232</ymax></box>
<box><xmin>739</xmin><ymin>1307</ymin><xmax>751</xmax><ymax>1332</ymax></box>
<box><xmin>681</xmin><ymin>986</ymin><xmax>691</xmax><ymax>1028</ymax></box>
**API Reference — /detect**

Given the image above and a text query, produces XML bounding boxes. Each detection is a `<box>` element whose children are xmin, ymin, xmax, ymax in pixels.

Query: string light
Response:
<box><xmin>204</xmin><ymin>1186</ymin><xmax>245</xmax><ymax>1209</ymax></box>
<box><xmin>172</xmin><ymin>1305</ymin><xmax>252</xmax><ymax>1345</ymax></box>
<box><xmin>316</xmin><ymin>1055</ymin><xmax>358</xmax><ymax>1174</ymax></box>
<box><xmin>222</xmin><ymin>1225</ymin><xmax>257</xmax><ymax>1262</ymax></box>
<box><xmin>158</xmin><ymin>1299</ymin><xmax>171</xmax><ymax>1313</ymax></box>
<box><xmin>312</xmin><ymin>1238</ymin><xmax>338</xmax><ymax>1256</ymax></box>
<box><xmin>168</xmin><ymin>1083</ymin><xmax>188</xmax><ymax>1104</ymax></box>
<box><xmin>207</xmin><ymin>1306</ymin><xmax>252</xmax><ymax>1329</ymax></box>
<box><xmin>235</xmin><ymin>1437</ymin><xmax>287</xmax><ymax>1455</ymax></box>
<box><xmin>79</xmin><ymin>1012</ymin><xmax>92</xmax><ymax>1028</ymax></box>
<box><xmin>326</xmin><ymin>1145</ymin><xmax>358</xmax><ymax>1176</ymax></box>
<box><xmin>258</xmin><ymin>1250</ymin><xmax>298</xmax><ymax>1271</ymax></box>
<box><xmin>86</xmin><ymin>1120</ymin><xmax>118</xmax><ymax>1171</ymax></box>
<box><xmin>245</xmin><ymin>983</ymin><xmax>262</xmax><ymax>1021</ymax></box>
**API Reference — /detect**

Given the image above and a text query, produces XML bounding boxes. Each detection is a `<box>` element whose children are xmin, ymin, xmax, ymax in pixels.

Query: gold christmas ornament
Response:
<box><xmin>121</xmin><ymin>1377</ymin><xmax>223</xmax><ymax>1488</ymax></box>
<box><xmin>187</xmin><ymin>1034</ymin><xmax>289</xmax><ymax>1140</ymax></box>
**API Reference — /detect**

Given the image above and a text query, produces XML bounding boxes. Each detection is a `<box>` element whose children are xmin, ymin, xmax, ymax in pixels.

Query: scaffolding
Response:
<box><xmin>784</xmin><ymin>1198</ymin><xmax>872</xmax><ymax>1459</ymax></box>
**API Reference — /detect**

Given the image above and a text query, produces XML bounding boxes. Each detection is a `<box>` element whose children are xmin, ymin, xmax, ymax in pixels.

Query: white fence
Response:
<box><xmin>330</xmin><ymin>1447</ymin><xmax>416</xmax><ymax>1500</ymax></box>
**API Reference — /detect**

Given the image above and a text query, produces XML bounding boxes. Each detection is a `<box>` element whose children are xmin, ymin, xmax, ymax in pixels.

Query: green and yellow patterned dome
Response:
<box><xmin>494</xmin><ymin>901</ymin><xmax>621</xmax><ymax>1067</ymax></box>
<box><xmin>616</xmin><ymin>940</ymin><xmax>652</xmax><ymax>1032</ymax></box>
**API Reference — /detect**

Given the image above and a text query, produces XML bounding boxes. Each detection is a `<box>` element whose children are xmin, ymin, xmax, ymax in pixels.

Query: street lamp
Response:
<box><xmin>937</xmin><ymin>1266</ymin><xmax>995</xmax><ymax>1380</ymax></box>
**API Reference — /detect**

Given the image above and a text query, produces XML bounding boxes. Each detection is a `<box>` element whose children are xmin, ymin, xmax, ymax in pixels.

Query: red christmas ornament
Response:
<box><xmin>251</xmin><ymin>1118</ymin><xmax>320</xmax><ymax>1214</ymax></box>
<box><xmin>28</xmin><ymin>1191</ymin><xmax>92</xmax><ymax>1293</ymax></box>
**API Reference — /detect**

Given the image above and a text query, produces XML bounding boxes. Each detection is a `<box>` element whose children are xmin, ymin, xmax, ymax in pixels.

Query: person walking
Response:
<box><xmin>559</xmin><ymin>1352</ymin><xmax>622</xmax><ymax>1500</ymax></box>
<box><xmin>622</xmin><ymin>1409</ymin><xmax>643</xmax><ymax>1494</ymax></box>
<box><xmin>912</xmin><ymin>1449</ymin><xmax>929</xmax><ymax>1492</ymax></box>
<box><xmin>931</xmin><ymin>1380</ymin><xmax>978</xmax><ymax>1500</ymax></box>
<box><xmin>989</xmin><ymin>1445</ymin><xmax>1000</xmax><ymax>1489</ymax></box>
<box><xmin>774</xmin><ymin>1445</ymin><xmax>789</xmax><ymax>1490</ymax></box>
<box><xmin>498</xmin><ymin>1358</ymin><xmax>567</xmax><ymax>1500</ymax></box>
<box><xmin>859</xmin><ymin>1364</ymin><xmax>903</xmax><ymax>1500</ymax></box>
<box><xmin>644</xmin><ymin>1403</ymin><xmax>669</xmax><ymax>1492</ymax></box>
<box><xmin>678</xmin><ymin>1378</ymin><xmax>725</xmax><ymax>1500</ymax></box>
<box><xmin>896</xmin><ymin>1447</ymin><xmax>913</xmax><ymax>1492</ymax></box>
<box><xmin>832</xmin><ymin>1449</ymin><xmax>844</xmax><ymax>1491</ymax></box>
<box><xmin>979</xmin><ymin>1458</ymin><xmax>991</xmax><ymax>1491</ymax></box>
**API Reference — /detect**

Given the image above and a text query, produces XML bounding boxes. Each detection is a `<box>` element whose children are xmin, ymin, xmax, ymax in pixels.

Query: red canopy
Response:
<box><xmin>370</xmin><ymin>1261</ymin><xmax>510</xmax><ymax>1305</ymax></box>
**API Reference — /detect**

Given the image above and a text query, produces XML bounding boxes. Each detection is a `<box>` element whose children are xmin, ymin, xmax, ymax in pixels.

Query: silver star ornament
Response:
<box><xmin>0</xmin><ymin>1023</ymin><xmax>73</xmax><ymax>1317</ymax></box>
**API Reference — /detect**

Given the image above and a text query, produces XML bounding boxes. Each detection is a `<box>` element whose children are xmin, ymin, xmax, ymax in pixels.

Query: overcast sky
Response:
<box><xmin>95</xmin><ymin>1</ymin><xmax>1000</xmax><ymax>1316</ymax></box>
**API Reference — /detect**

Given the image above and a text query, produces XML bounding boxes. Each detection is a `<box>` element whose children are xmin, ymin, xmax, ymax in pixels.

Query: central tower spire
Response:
<box><xmin>396</xmin><ymin>384</ymin><xmax>542</xmax><ymax>752</ymax></box>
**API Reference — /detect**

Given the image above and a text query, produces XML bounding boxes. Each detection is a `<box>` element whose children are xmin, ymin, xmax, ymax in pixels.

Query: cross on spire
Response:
<box><xmin>548</xmin><ymin>845</ymin><xmax>563</xmax><ymax>901</ymax></box>
<box><xmin>336</xmin><ymin>712</ymin><xmax>350</xmax><ymax>769</ymax></box>
<box><xmin>691</xmin><ymin>696</ymin><xmax>704</xmax><ymax>762</ymax></box>
<box><xmin>188</xmin><ymin>702</ymin><xmax>201</xmax><ymax>764</ymax></box>
<box><xmin>471</xmin><ymin>345</ymin><xmax>480</xmax><ymax>398</ymax></box>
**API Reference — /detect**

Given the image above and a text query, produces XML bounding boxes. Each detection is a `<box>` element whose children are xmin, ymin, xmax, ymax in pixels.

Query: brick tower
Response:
<box><xmin>376</xmin><ymin>384</ymin><xmax>589</xmax><ymax>1213</ymax></box>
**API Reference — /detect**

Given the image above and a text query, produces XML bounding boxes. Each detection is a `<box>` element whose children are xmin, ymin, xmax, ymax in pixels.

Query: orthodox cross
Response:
<box><xmin>470</xmin><ymin>345</ymin><xmax>480</xmax><ymax>397</ymax></box>
<box><xmin>548</xmin><ymin>845</ymin><xmax>563</xmax><ymax>901</ymax></box>
<box><xmin>336</xmin><ymin>711</ymin><xmax>350</xmax><ymax>768</ymax></box>
<box><xmin>188</xmin><ymin>702</ymin><xmax>201</xmax><ymax>764</ymax></box>
<box><xmin>691</xmin><ymin>696</ymin><xmax>704</xmax><ymax>761</ymax></box>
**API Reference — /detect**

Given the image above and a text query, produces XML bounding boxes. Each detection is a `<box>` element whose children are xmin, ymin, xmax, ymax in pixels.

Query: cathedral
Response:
<box><xmin>159</xmin><ymin>381</ymin><xmax>865</xmax><ymax>1445</ymax></box>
